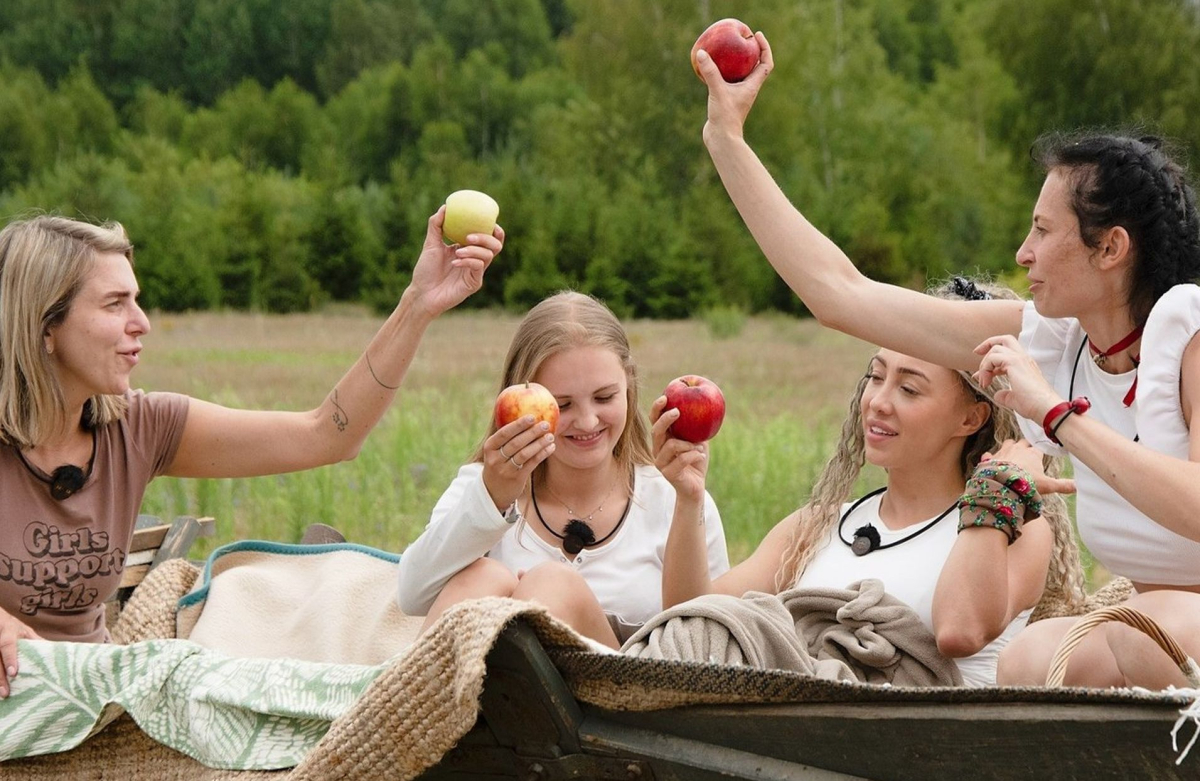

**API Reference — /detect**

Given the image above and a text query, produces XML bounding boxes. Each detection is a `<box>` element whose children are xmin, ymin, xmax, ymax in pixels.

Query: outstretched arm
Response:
<box><xmin>697</xmin><ymin>35</ymin><xmax>1022</xmax><ymax>372</ymax></box>
<box><xmin>166</xmin><ymin>207</ymin><xmax>504</xmax><ymax>478</ymax></box>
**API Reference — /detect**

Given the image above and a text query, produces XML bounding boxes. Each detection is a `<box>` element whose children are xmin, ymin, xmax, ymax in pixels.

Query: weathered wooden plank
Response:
<box><xmin>130</xmin><ymin>524</ymin><xmax>170</xmax><ymax>553</ymax></box>
<box><xmin>150</xmin><ymin>516</ymin><xmax>211</xmax><ymax>566</ymax></box>
<box><xmin>589</xmin><ymin>700</ymin><xmax>1191</xmax><ymax>780</ymax></box>
<box><xmin>118</xmin><ymin>564</ymin><xmax>150</xmax><ymax>589</ymax></box>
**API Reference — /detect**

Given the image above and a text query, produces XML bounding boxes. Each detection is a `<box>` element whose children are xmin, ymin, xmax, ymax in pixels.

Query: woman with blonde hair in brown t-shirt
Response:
<box><xmin>0</xmin><ymin>209</ymin><xmax>503</xmax><ymax>698</ymax></box>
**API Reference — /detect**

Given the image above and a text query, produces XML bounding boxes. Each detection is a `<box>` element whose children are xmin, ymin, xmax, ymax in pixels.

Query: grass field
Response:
<box><xmin>137</xmin><ymin>306</ymin><xmax>891</xmax><ymax>563</ymax></box>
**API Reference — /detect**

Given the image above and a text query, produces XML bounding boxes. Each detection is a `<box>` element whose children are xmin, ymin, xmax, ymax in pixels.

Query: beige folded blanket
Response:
<box><xmin>622</xmin><ymin>578</ymin><xmax>963</xmax><ymax>687</ymax></box>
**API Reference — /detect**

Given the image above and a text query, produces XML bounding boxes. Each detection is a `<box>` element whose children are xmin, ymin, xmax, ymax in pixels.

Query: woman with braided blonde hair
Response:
<box><xmin>657</xmin><ymin>281</ymin><xmax>1083</xmax><ymax>686</ymax></box>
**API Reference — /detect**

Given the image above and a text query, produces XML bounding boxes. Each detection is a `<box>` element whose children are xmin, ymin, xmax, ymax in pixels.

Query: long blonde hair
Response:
<box><xmin>0</xmin><ymin>215</ymin><xmax>134</xmax><ymax>447</ymax></box>
<box><xmin>774</xmin><ymin>280</ymin><xmax>1085</xmax><ymax>613</ymax></box>
<box><xmin>471</xmin><ymin>291</ymin><xmax>653</xmax><ymax>488</ymax></box>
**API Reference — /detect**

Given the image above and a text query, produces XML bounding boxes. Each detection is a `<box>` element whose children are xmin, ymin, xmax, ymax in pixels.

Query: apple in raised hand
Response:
<box><xmin>494</xmin><ymin>382</ymin><xmax>559</xmax><ymax>433</ymax></box>
<box><xmin>663</xmin><ymin>375</ymin><xmax>726</xmax><ymax>443</ymax></box>
<box><xmin>443</xmin><ymin>189</ymin><xmax>500</xmax><ymax>245</ymax></box>
<box><xmin>690</xmin><ymin>19</ymin><xmax>761</xmax><ymax>83</ymax></box>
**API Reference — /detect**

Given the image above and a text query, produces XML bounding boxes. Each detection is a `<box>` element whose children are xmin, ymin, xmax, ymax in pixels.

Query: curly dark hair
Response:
<box><xmin>1031</xmin><ymin>132</ymin><xmax>1200</xmax><ymax>326</ymax></box>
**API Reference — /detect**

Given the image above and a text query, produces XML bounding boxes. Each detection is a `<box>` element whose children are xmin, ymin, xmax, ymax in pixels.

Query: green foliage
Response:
<box><xmin>0</xmin><ymin>0</ymin><xmax>1197</xmax><ymax>314</ymax></box>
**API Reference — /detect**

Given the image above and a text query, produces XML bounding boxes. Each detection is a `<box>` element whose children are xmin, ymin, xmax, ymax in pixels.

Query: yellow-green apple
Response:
<box><xmin>690</xmin><ymin>19</ymin><xmax>761</xmax><ymax>83</ymax></box>
<box><xmin>494</xmin><ymin>381</ymin><xmax>559</xmax><ymax>433</ymax></box>
<box><xmin>663</xmin><ymin>375</ymin><xmax>726</xmax><ymax>443</ymax></box>
<box><xmin>443</xmin><ymin>189</ymin><xmax>500</xmax><ymax>245</ymax></box>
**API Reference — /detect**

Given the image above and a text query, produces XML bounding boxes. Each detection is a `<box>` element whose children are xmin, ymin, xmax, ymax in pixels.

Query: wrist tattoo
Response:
<box><xmin>365</xmin><ymin>352</ymin><xmax>400</xmax><ymax>390</ymax></box>
<box><xmin>331</xmin><ymin>389</ymin><xmax>349</xmax><ymax>432</ymax></box>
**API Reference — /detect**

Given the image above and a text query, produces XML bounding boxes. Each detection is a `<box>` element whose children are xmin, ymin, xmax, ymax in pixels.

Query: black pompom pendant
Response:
<box><xmin>562</xmin><ymin>519</ymin><xmax>596</xmax><ymax>556</ymax></box>
<box><xmin>50</xmin><ymin>465</ymin><xmax>87</xmax><ymax>501</ymax></box>
<box><xmin>851</xmin><ymin>524</ymin><xmax>881</xmax><ymax>556</ymax></box>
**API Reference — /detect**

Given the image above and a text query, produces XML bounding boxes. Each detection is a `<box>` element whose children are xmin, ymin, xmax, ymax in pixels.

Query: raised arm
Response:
<box><xmin>695</xmin><ymin>36</ymin><xmax>1022</xmax><ymax>372</ymax></box>
<box><xmin>166</xmin><ymin>207</ymin><xmax>503</xmax><ymax>478</ymax></box>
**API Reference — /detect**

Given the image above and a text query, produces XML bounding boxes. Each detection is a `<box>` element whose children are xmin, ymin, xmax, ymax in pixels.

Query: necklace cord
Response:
<box><xmin>530</xmin><ymin>478</ymin><xmax>632</xmax><ymax>552</ymax></box>
<box><xmin>836</xmin><ymin>487</ymin><xmax>957</xmax><ymax>554</ymax></box>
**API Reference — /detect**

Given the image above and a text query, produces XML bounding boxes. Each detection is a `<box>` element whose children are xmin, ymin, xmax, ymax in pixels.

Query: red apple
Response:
<box><xmin>494</xmin><ymin>382</ymin><xmax>560</xmax><ymax>433</ymax></box>
<box><xmin>690</xmin><ymin>19</ymin><xmax>761</xmax><ymax>83</ymax></box>
<box><xmin>663</xmin><ymin>375</ymin><xmax>726</xmax><ymax>443</ymax></box>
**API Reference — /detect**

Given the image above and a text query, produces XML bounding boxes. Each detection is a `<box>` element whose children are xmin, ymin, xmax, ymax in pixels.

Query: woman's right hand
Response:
<box><xmin>0</xmin><ymin>606</ymin><xmax>41</xmax><ymax>699</ymax></box>
<box><xmin>482</xmin><ymin>417</ymin><xmax>556</xmax><ymax>511</ymax></box>
<box><xmin>697</xmin><ymin>31</ymin><xmax>774</xmax><ymax>144</ymax></box>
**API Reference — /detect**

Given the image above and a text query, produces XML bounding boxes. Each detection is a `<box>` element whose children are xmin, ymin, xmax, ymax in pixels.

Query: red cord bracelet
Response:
<box><xmin>1042</xmin><ymin>397</ymin><xmax>1091</xmax><ymax>445</ymax></box>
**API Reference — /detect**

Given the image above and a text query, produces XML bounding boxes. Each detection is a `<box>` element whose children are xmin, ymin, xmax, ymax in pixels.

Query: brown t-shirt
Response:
<box><xmin>0</xmin><ymin>390</ymin><xmax>189</xmax><ymax>642</ymax></box>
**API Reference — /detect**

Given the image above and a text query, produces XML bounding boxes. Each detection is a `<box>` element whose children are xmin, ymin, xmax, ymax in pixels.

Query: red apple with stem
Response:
<box><xmin>690</xmin><ymin>19</ymin><xmax>761</xmax><ymax>83</ymax></box>
<box><xmin>494</xmin><ymin>382</ymin><xmax>560</xmax><ymax>433</ymax></box>
<box><xmin>663</xmin><ymin>375</ymin><xmax>726</xmax><ymax>443</ymax></box>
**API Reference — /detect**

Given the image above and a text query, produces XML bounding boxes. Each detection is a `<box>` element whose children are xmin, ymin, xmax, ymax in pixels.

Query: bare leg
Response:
<box><xmin>997</xmin><ymin>616</ymin><xmax>1124</xmax><ymax>687</ymax></box>
<box><xmin>1000</xmin><ymin>591</ymin><xmax>1200</xmax><ymax>689</ymax></box>
<box><xmin>419</xmin><ymin>557</ymin><xmax>517</xmax><ymax>635</ymax></box>
<box><xmin>512</xmin><ymin>562</ymin><xmax>621</xmax><ymax>649</ymax></box>
<box><xmin>1107</xmin><ymin>590</ymin><xmax>1200</xmax><ymax>689</ymax></box>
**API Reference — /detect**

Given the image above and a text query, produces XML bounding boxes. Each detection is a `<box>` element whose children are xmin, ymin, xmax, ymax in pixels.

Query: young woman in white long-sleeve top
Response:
<box><xmin>397</xmin><ymin>291</ymin><xmax>729</xmax><ymax>648</ymax></box>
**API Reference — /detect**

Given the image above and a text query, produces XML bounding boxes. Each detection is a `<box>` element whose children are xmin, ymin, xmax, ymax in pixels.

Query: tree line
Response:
<box><xmin>1</xmin><ymin>0</ymin><xmax>1197</xmax><ymax>316</ymax></box>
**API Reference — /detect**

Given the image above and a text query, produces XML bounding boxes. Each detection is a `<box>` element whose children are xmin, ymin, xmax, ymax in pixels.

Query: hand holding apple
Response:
<box><xmin>443</xmin><ymin>189</ymin><xmax>500</xmax><ymax>245</ymax></box>
<box><xmin>494</xmin><ymin>382</ymin><xmax>559</xmax><ymax>432</ymax></box>
<box><xmin>691</xmin><ymin>19</ymin><xmax>762</xmax><ymax>83</ymax></box>
<box><xmin>483</xmin><ymin>382</ymin><xmax>559</xmax><ymax>510</ymax></box>
<box><xmin>663</xmin><ymin>375</ymin><xmax>726</xmax><ymax>443</ymax></box>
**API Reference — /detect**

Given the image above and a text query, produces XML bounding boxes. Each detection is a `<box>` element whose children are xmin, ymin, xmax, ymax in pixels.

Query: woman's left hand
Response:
<box><xmin>981</xmin><ymin>439</ymin><xmax>1076</xmax><ymax>496</ymax></box>
<box><xmin>404</xmin><ymin>206</ymin><xmax>505</xmax><ymax>319</ymax></box>
<box><xmin>973</xmin><ymin>335</ymin><xmax>1062</xmax><ymax>422</ymax></box>
<box><xmin>650</xmin><ymin>396</ymin><xmax>709</xmax><ymax>502</ymax></box>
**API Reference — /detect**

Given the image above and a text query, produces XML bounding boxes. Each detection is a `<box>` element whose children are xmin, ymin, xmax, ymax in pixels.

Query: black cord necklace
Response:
<box><xmin>16</xmin><ymin>430</ymin><xmax>98</xmax><ymax>501</ymax></box>
<box><xmin>1069</xmin><ymin>336</ymin><xmax>1139</xmax><ymax>442</ymax></box>
<box><xmin>837</xmin><ymin>487</ymin><xmax>956</xmax><ymax>556</ymax></box>
<box><xmin>530</xmin><ymin>477</ymin><xmax>632</xmax><ymax>555</ymax></box>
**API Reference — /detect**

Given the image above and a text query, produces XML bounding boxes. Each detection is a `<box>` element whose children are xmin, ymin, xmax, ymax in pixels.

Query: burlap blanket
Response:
<box><xmin>622</xmin><ymin>579</ymin><xmax>962</xmax><ymax>686</ymax></box>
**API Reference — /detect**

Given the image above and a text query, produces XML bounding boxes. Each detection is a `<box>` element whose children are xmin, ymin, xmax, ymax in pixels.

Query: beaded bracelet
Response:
<box><xmin>956</xmin><ymin>462</ymin><xmax>1043</xmax><ymax>545</ymax></box>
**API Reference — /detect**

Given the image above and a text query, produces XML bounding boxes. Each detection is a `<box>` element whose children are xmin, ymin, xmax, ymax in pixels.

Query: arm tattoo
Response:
<box><xmin>365</xmin><ymin>352</ymin><xmax>400</xmax><ymax>390</ymax></box>
<box><xmin>331</xmin><ymin>389</ymin><xmax>349</xmax><ymax>432</ymax></box>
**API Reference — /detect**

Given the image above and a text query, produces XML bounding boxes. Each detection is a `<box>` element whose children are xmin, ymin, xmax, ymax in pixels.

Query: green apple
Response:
<box><xmin>442</xmin><ymin>190</ymin><xmax>500</xmax><ymax>245</ymax></box>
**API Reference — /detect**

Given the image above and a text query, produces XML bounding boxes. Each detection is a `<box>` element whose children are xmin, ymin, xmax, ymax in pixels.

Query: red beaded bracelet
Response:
<box><xmin>1041</xmin><ymin>396</ymin><xmax>1091</xmax><ymax>445</ymax></box>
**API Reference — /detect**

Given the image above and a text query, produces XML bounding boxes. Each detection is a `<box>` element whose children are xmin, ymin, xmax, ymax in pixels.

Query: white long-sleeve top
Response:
<box><xmin>398</xmin><ymin>463</ymin><xmax>730</xmax><ymax>635</ymax></box>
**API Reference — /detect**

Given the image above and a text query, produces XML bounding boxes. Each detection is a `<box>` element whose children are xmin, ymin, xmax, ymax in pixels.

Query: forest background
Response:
<box><xmin>2</xmin><ymin>0</ymin><xmax>1199</xmax><ymax>567</ymax></box>
<box><xmin>3</xmin><ymin>0</ymin><xmax>1199</xmax><ymax>319</ymax></box>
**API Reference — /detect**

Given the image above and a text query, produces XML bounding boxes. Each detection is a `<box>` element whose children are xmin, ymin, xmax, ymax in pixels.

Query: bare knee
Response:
<box><xmin>513</xmin><ymin>562</ymin><xmax>591</xmax><ymax>605</ymax></box>
<box><xmin>513</xmin><ymin>563</ymin><xmax>603</xmax><ymax>622</ymax></box>
<box><xmin>997</xmin><ymin>619</ymin><xmax>1072</xmax><ymax>686</ymax></box>
<box><xmin>443</xmin><ymin>557</ymin><xmax>518</xmax><ymax>599</ymax></box>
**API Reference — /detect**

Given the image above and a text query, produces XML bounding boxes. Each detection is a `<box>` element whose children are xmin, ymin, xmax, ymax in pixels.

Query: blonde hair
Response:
<box><xmin>472</xmin><ymin>291</ymin><xmax>653</xmax><ymax>489</ymax></box>
<box><xmin>0</xmin><ymin>215</ymin><xmax>134</xmax><ymax>447</ymax></box>
<box><xmin>774</xmin><ymin>280</ymin><xmax>1085</xmax><ymax>613</ymax></box>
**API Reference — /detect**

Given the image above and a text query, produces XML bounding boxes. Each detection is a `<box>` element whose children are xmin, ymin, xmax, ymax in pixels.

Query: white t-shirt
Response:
<box><xmin>1015</xmin><ymin>285</ymin><xmax>1200</xmax><ymax>584</ymax></box>
<box><xmin>398</xmin><ymin>463</ymin><xmax>729</xmax><ymax>636</ymax></box>
<box><xmin>795</xmin><ymin>492</ymin><xmax>1030</xmax><ymax>687</ymax></box>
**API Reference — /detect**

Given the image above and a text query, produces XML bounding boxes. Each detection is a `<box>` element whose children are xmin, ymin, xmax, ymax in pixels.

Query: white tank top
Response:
<box><xmin>795</xmin><ymin>492</ymin><xmax>1030</xmax><ymax>687</ymax></box>
<box><xmin>1016</xmin><ymin>285</ymin><xmax>1200</xmax><ymax>585</ymax></box>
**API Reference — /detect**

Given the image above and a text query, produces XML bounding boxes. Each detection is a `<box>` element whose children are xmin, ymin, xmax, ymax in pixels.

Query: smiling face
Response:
<box><xmin>533</xmin><ymin>345</ymin><xmax>629</xmax><ymax>473</ymax></box>
<box><xmin>860</xmin><ymin>350</ymin><xmax>987</xmax><ymax>473</ymax></box>
<box><xmin>45</xmin><ymin>251</ymin><xmax>150</xmax><ymax>406</ymax></box>
<box><xmin>1015</xmin><ymin>169</ymin><xmax>1099</xmax><ymax>319</ymax></box>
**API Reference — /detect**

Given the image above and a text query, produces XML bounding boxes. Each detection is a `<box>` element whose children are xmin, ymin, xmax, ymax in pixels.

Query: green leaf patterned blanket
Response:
<box><xmin>0</xmin><ymin>638</ymin><xmax>383</xmax><ymax>769</ymax></box>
